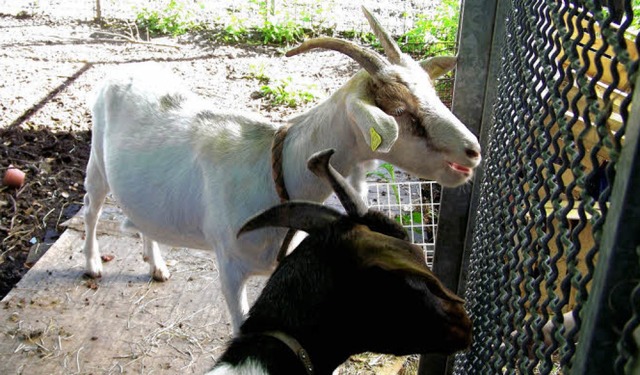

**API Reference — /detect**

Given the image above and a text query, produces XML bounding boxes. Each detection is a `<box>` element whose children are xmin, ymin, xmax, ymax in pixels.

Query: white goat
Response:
<box><xmin>82</xmin><ymin>6</ymin><xmax>481</xmax><ymax>333</ymax></box>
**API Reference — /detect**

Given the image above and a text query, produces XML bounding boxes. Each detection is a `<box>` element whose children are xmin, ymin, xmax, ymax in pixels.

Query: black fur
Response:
<box><xmin>213</xmin><ymin>216</ymin><xmax>471</xmax><ymax>375</ymax></box>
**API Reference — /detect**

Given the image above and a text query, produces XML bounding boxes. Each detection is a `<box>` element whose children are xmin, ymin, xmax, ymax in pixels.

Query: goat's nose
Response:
<box><xmin>465</xmin><ymin>147</ymin><xmax>481</xmax><ymax>159</ymax></box>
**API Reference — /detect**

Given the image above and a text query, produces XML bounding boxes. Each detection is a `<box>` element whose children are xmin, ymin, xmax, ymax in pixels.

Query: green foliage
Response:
<box><xmin>367</xmin><ymin>163</ymin><xmax>401</xmax><ymax>203</ymax></box>
<box><xmin>219</xmin><ymin>15</ymin><xmax>250</xmax><ymax>43</ymax></box>
<box><xmin>399</xmin><ymin>0</ymin><xmax>460</xmax><ymax>56</ymax></box>
<box><xmin>396</xmin><ymin>212</ymin><xmax>424</xmax><ymax>234</ymax></box>
<box><xmin>245</xmin><ymin>63</ymin><xmax>315</xmax><ymax>108</ymax></box>
<box><xmin>342</xmin><ymin>30</ymin><xmax>380</xmax><ymax>48</ymax></box>
<box><xmin>633</xmin><ymin>0</ymin><xmax>640</xmax><ymax>30</ymax></box>
<box><xmin>368</xmin><ymin>163</ymin><xmax>426</xmax><ymax>234</ymax></box>
<box><xmin>135</xmin><ymin>0</ymin><xmax>202</xmax><ymax>36</ymax></box>
<box><xmin>367</xmin><ymin>162</ymin><xmax>397</xmax><ymax>183</ymax></box>
<box><xmin>246</xmin><ymin>62</ymin><xmax>271</xmax><ymax>84</ymax></box>
<box><xmin>259</xmin><ymin>77</ymin><xmax>317</xmax><ymax>108</ymax></box>
<box><xmin>260</xmin><ymin>20</ymin><xmax>306</xmax><ymax>44</ymax></box>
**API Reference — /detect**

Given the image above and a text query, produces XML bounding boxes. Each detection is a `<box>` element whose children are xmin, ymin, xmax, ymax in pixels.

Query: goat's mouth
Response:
<box><xmin>447</xmin><ymin>161</ymin><xmax>472</xmax><ymax>176</ymax></box>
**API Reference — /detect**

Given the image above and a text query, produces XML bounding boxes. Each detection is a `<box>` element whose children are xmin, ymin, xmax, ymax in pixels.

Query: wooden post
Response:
<box><xmin>95</xmin><ymin>0</ymin><xmax>102</xmax><ymax>22</ymax></box>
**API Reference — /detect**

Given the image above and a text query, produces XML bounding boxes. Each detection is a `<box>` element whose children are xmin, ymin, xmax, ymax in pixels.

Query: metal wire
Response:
<box><xmin>367</xmin><ymin>181</ymin><xmax>440</xmax><ymax>267</ymax></box>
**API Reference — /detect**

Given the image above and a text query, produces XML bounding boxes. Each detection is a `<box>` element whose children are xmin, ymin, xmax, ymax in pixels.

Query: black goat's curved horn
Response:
<box><xmin>286</xmin><ymin>37</ymin><xmax>387</xmax><ymax>77</ymax></box>
<box><xmin>307</xmin><ymin>149</ymin><xmax>369</xmax><ymax>218</ymax></box>
<box><xmin>237</xmin><ymin>202</ymin><xmax>343</xmax><ymax>238</ymax></box>
<box><xmin>361</xmin><ymin>6</ymin><xmax>403</xmax><ymax>65</ymax></box>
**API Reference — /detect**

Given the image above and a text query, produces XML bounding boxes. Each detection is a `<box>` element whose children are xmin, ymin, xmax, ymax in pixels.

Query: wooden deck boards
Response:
<box><xmin>0</xmin><ymin>204</ymin><xmax>266</xmax><ymax>374</ymax></box>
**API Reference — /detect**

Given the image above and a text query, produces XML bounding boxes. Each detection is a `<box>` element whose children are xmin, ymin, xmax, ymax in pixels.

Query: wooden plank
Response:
<box><xmin>546</xmin><ymin>111</ymin><xmax>619</xmax><ymax>162</ymax></box>
<box><xmin>559</xmin><ymin>79</ymin><xmax>627</xmax><ymax>130</ymax></box>
<box><xmin>0</xmin><ymin>206</ymin><xmax>267</xmax><ymax>374</ymax></box>
<box><xmin>564</xmin><ymin>44</ymin><xmax>630</xmax><ymax>90</ymax></box>
<box><xmin>555</xmin><ymin>5</ymin><xmax>637</xmax><ymax>92</ymax></box>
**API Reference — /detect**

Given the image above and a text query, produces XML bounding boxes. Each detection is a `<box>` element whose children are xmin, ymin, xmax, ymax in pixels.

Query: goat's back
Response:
<box><xmin>87</xmin><ymin>64</ymin><xmax>278</xmax><ymax>249</ymax></box>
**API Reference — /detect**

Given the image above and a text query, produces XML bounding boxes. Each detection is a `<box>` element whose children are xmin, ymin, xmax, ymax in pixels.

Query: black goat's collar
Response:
<box><xmin>263</xmin><ymin>331</ymin><xmax>314</xmax><ymax>375</ymax></box>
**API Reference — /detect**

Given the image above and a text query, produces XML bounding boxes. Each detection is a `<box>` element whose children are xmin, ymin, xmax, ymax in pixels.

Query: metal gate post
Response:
<box><xmin>418</xmin><ymin>0</ymin><xmax>500</xmax><ymax>373</ymax></box>
<box><xmin>571</xmin><ymin>72</ymin><xmax>640</xmax><ymax>375</ymax></box>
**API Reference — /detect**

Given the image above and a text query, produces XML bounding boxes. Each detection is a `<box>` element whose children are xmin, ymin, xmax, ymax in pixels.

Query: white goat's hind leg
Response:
<box><xmin>82</xmin><ymin>162</ymin><xmax>108</xmax><ymax>278</ymax></box>
<box><xmin>142</xmin><ymin>236</ymin><xmax>170</xmax><ymax>281</ymax></box>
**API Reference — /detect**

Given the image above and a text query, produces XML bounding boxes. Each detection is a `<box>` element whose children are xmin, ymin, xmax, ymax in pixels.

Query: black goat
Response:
<box><xmin>207</xmin><ymin>149</ymin><xmax>472</xmax><ymax>375</ymax></box>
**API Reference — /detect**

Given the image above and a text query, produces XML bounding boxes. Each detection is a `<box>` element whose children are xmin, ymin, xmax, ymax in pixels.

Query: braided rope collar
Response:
<box><xmin>271</xmin><ymin>124</ymin><xmax>296</xmax><ymax>261</ymax></box>
<box><xmin>271</xmin><ymin>124</ymin><xmax>291</xmax><ymax>203</ymax></box>
<box><xmin>263</xmin><ymin>331</ymin><xmax>315</xmax><ymax>375</ymax></box>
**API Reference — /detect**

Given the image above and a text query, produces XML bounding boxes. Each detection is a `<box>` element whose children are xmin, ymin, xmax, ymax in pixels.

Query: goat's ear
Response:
<box><xmin>349</xmin><ymin>226</ymin><xmax>464</xmax><ymax>303</ymax></box>
<box><xmin>346</xmin><ymin>94</ymin><xmax>399</xmax><ymax>153</ymax></box>
<box><xmin>238</xmin><ymin>202</ymin><xmax>342</xmax><ymax>237</ymax></box>
<box><xmin>420</xmin><ymin>56</ymin><xmax>458</xmax><ymax>80</ymax></box>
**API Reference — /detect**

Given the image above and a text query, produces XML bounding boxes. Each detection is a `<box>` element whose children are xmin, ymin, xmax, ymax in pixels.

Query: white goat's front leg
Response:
<box><xmin>217</xmin><ymin>250</ymin><xmax>250</xmax><ymax>334</ymax></box>
<box><xmin>142</xmin><ymin>236</ymin><xmax>170</xmax><ymax>281</ymax></box>
<box><xmin>82</xmin><ymin>160</ymin><xmax>108</xmax><ymax>279</ymax></box>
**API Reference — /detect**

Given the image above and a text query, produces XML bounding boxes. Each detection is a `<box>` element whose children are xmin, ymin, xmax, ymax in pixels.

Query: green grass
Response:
<box><xmin>258</xmin><ymin>77</ymin><xmax>317</xmax><ymax>108</ymax></box>
<box><xmin>132</xmin><ymin>0</ymin><xmax>461</xmax><ymax>56</ymax></box>
<box><xmin>398</xmin><ymin>0</ymin><xmax>460</xmax><ymax>57</ymax></box>
<box><xmin>367</xmin><ymin>163</ymin><xmax>428</xmax><ymax>234</ymax></box>
<box><xmin>633</xmin><ymin>0</ymin><xmax>640</xmax><ymax>30</ymax></box>
<box><xmin>132</xmin><ymin>0</ymin><xmax>463</xmax><ymax>110</ymax></box>
<box><xmin>260</xmin><ymin>20</ymin><xmax>306</xmax><ymax>44</ymax></box>
<box><xmin>246</xmin><ymin>62</ymin><xmax>271</xmax><ymax>84</ymax></box>
<box><xmin>134</xmin><ymin>0</ymin><xmax>203</xmax><ymax>36</ymax></box>
<box><xmin>367</xmin><ymin>163</ymin><xmax>401</xmax><ymax>203</ymax></box>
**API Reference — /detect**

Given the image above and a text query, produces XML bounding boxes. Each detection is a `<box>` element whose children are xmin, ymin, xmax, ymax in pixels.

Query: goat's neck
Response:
<box><xmin>282</xmin><ymin>75</ymin><xmax>368</xmax><ymax>202</ymax></box>
<box><xmin>223</xmin><ymin>329</ymin><xmax>351</xmax><ymax>375</ymax></box>
<box><xmin>215</xmin><ymin>333</ymin><xmax>316</xmax><ymax>374</ymax></box>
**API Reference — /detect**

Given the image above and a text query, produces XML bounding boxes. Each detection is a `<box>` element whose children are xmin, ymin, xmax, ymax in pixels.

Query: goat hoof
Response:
<box><xmin>151</xmin><ymin>267</ymin><xmax>170</xmax><ymax>282</ymax></box>
<box><xmin>85</xmin><ymin>259</ymin><xmax>103</xmax><ymax>279</ymax></box>
<box><xmin>84</xmin><ymin>270</ymin><xmax>102</xmax><ymax>279</ymax></box>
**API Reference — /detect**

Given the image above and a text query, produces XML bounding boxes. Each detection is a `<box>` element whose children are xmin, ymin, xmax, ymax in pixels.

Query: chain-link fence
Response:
<box><xmin>443</xmin><ymin>0</ymin><xmax>640</xmax><ymax>374</ymax></box>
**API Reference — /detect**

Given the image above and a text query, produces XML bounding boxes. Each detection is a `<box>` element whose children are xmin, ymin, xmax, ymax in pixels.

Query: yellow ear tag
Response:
<box><xmin>370</xmin><ymin>128</ymin><xmax>382</xmax><ymax>151</ymax></box>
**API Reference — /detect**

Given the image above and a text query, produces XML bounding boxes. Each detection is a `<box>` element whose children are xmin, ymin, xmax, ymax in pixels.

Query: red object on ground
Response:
<box><xmin>2</xmin><ymin>165</ymin><xmax>26</xmax><ymax>188</ymax></box>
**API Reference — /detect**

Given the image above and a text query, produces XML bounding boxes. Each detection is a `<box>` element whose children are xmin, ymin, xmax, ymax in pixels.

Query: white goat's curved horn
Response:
<box><xmin>286</xmin><ymin>37</ymin><xmax>387</xmax><ymax>76</ymax></box>
<box><xmin>237</xmin><ymin>202</ymin><xmax>343</xmax><ymax>238</ymax></box>
<box><xmin>361</xmin><ymin>6</ymin><xmax>403</xmax><ymax>65</ymax></box>
<box><xmin>307</xmin><ymin>149</ymin><xmax>369</xmax><ymax>218</ymax></box>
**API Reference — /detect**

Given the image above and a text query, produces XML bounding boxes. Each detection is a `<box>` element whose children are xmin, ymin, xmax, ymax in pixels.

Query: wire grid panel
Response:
<box><xmin>366</xmin><ymin>181</ymin><xmax>440</xmax><ymax>267</ymax></box>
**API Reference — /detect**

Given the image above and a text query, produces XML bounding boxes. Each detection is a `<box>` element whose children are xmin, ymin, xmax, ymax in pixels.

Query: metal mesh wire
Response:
<box><xmin>455</xmin><ymin>0</ymin><xmax>639</xmax><ymax>374</ymax></box>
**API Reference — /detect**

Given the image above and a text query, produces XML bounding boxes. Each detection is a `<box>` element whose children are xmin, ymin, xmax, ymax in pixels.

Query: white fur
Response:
<box><xmin>205</xmin><ymin>360</ymin><xmax>268</xmax><ymax>375</ymax></box>
<box><xmin>83</xmin><ymin>49</ymin><xmax>480</xmax><ymax>334</ymax></box>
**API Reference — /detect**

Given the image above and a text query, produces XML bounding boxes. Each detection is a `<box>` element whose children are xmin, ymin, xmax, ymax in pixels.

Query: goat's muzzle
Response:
<box><xmin>443</xmin><ymin>303</ymin><xmax>473</xmax><ymax>352</ymax></box>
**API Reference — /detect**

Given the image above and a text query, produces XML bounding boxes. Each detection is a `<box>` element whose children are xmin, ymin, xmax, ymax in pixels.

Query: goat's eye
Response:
<box><xmin>392</xmin><ymin>108</ymin><xmax>405</xmax><ymax>117</ymax></box>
